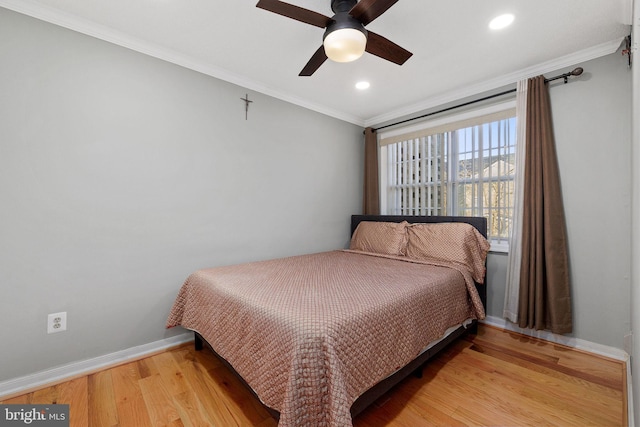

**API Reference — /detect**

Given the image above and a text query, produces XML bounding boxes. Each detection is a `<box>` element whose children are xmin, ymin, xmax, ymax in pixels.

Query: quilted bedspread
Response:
<box><xmin>166</xmin><ymin>250</ymin><xmax>484</xmax><ymax>427</ymax></box>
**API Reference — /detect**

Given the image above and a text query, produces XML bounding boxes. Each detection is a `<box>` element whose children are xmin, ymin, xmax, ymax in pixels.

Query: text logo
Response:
<box><xmin>0</xmin><ymin>405</ymin><xmax>69</xmax><ymax>426</ymax></box>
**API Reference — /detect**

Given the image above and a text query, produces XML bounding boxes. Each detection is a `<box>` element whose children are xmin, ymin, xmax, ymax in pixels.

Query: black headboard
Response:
<box><xmin>351</xmin><ymin>215</ymin><xmax>487</xmax><ymax>238</ymax></box>
<box><xmin>350</xmin><ymin>215</ymin><xmax>488</xmax><ymax>311</ymax></box>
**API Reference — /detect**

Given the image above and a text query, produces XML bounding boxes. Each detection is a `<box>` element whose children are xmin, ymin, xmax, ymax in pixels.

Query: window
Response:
<box><xmin>379</xmin><ymin>102</ymin><xmax>516</xmax><ymax>250</ymax></box>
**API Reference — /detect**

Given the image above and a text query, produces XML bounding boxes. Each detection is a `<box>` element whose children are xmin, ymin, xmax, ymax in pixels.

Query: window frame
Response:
<box><xmin>378</xmin><ymin>100</ymin><xmax>516</xmax><ymax>253</ymax></box>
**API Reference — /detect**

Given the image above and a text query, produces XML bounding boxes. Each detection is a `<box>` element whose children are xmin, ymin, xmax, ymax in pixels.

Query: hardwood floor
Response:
<box><xmin>1</xmin><ymin>325</ymin><xmax>626</xmax><ymax>426</ymax></box>
<box><xmin>355</xmin><ymin>325</ymin><xmax>626</xmax><ymax>427</ymax></box>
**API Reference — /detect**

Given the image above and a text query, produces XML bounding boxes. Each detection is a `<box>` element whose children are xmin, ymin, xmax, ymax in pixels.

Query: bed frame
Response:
<box><xmin>348</xmin><ymin>215</ymin><xmax>487</xmax><ymax>416</ymax></box>
<box><xmin>193</xmin><ymin>214</ymin><xmax>488</xmax><ymax>421</ymax></box>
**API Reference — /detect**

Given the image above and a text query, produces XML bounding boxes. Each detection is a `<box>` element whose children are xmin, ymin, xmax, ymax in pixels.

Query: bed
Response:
<box><xmin>166</xmin><ymin>215</ymin><xmax>489</xmax><ymax>427</ymax></box>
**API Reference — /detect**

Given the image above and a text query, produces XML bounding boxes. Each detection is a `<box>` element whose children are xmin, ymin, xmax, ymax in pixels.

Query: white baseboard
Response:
<box><xmin>0</xmin><ymin>332</ymin><xmax>193</xmax><ymax>399</ymax></box>
<box><xmin>482</xmin><ymin>315</ymin><xmax>629</xmax><ymax>361</ymax></box>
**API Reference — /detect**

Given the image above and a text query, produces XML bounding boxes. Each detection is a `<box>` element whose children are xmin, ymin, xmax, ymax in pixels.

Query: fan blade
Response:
<box><xmin>299</xmin><ymin>46</ymin><xmax>328</xmax><ymax>76</ymax></box>
<box><xmin>365</xmin><ymin>31</ymin><xmax>412</xmax><ymax>65</ymax></box>
<box><xmin>349</xmin><ymin>0</ymin><xmax>399</xmax><ymax>26</ymax></box>
<box><xmin>256</xmin><ymin>0</ymin><xmax>331</xmax><ymax>28</ymax></box>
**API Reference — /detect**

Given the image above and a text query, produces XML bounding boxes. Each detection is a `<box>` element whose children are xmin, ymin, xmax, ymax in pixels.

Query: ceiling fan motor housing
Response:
<box><xmin>323</xmin><ymin>13</ymin><xmax>367</xmax><ymax>42</ymax></box>
<box><xmin>325</xmin><ymin>0</ymin><xmax>367</xmax><ymax>43</ymax></box>
<box><xmin>326</xmin><ymin>0</ymin><xmax>367</xmax><ymax>39</ymax></box>
<box><xmin>331</xmin><ymin>0</ymin><xmax>358</xmax><ymax>13</ymax></box>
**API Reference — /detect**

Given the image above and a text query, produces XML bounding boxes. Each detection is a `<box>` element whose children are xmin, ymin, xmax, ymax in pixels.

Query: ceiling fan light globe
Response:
<box><xmin>323</xmin><ymin>28</ymin><xmax>367</xmax><ymax>63</ymax></box>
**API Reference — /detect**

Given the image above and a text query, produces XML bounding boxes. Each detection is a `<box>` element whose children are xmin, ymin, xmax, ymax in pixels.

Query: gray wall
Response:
<box><xmin>0</xmin><ymin>8</ymin><xmax>363</xmax><ymax>381</ymax></box>
<box><xmin>484</xmin><ymin>50</ymin><xmax>632</xmax><ymax>349</ymax></box>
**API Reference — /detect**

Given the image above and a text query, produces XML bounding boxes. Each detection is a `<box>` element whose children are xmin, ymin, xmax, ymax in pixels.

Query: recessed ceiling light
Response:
<box><xmin>355</xmin><ymin>81</ymin><xmax>370</xmax><ymax>90</ymax></box>
<box><xmin>489</xmin><ymin>13</ymin><xmax>514</xmax><ymax>30</ymax></box>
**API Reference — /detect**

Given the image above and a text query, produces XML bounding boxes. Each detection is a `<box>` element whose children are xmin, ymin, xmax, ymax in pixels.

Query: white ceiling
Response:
<box><xmin>0</xmin><ymin>0</ymin><xmax>631</xmax><ymax>126</ymax></box>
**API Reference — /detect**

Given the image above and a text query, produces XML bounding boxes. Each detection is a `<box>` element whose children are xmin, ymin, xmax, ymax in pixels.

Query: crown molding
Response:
<box><xmin>365</xmin><ymin>37</ymin><xmax>625</xmax><ymax>128</ymax></box>
<box><xmin>0</xmin><ymin>1</ymin><xmax>624</xmax><ymax>128</ymax></box>
<box><xmin>0</xmin><ymin>0</ymin><xmax>366</xmax><ymax>126</ymax></box>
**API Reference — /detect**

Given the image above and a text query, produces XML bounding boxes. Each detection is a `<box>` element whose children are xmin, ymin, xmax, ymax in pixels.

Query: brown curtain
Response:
<box><xmin>363</xmin><ymin>127</ymin><xmax>380</xmax><ymax>215</ymax></box>
<box><xmin>518</xmin><ymin>76</ymin><xmax>572</xmax><ymax>334</ymax></box>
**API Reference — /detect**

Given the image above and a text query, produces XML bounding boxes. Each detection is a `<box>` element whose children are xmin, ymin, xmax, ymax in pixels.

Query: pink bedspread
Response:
<box><xmin>166</xmin><ymin>250</ymin><xmax>484</xmax><ymax>427</ymax></box>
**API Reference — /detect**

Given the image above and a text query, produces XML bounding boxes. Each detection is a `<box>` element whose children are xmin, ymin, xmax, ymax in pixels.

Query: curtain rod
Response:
<box><xmin>370</xmin><ymin>67</ymin><xmax>584</xmax><ymax>133</ymax></box>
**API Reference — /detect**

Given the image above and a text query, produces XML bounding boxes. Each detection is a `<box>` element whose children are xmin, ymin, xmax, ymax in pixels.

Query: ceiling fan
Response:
<box><xmin>256</xmin><ymin>0</ymin><xmax>412</xmax><ymax>76</ymax></box>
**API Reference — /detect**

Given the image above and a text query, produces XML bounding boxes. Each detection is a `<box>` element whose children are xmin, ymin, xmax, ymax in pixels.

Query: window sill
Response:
<box><xmin>489</xmin><ymin>241</ymin><xmax>509</xmax><ymax>254</ymax></box>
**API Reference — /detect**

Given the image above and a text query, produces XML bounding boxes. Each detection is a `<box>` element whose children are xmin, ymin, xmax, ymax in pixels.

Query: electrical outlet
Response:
<box><xmin>47</xmin><ymin>312</ymin><xmax>67</xmax><ymax>334</ymax></box>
